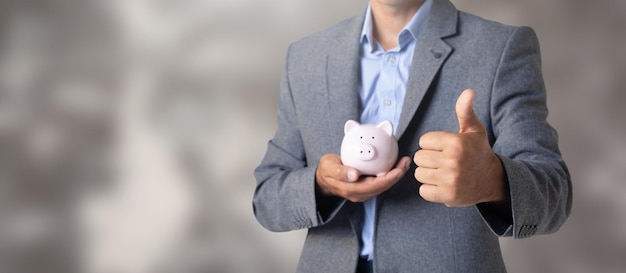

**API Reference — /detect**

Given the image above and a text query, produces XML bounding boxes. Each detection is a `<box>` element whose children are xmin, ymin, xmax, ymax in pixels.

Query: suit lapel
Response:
<box><xmin>396</xmin><ymin>0</ymin><xmax>458</xmax><ymax>138</ymax></box>
<box><xmin>326</xmin><ymin>15</ymin><xmax>364</xmax><ymax>144</ymax></box>
<box><xmin>325</xmin><ymin>0</ymin><xmax>460</xmax><ymax>142</ymax></box>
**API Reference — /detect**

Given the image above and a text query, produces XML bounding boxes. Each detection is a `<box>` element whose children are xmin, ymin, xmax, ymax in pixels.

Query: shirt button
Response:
<box><xmin>388</xmin><ymin>55</ymin><xmax>396</xmax><ymax>63</ymax></box>
<box><xmin>383</xmin><ymin>99</ymin><xmax>392</xmax><ymax>106</ymax></box>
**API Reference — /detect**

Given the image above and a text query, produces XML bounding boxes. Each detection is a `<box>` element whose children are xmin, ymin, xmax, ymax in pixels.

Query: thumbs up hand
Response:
<box><xmin>413</xmin><ymin>89</ymin><xmax>508</xmax><ymax>207</ymax></box>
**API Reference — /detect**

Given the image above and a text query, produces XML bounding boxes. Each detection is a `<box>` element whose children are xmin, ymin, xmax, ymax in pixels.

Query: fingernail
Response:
<box><xmin>347</xmin><ymin>170</ymin><xmax>357</xmax><ymax>182</ymax></box>
<box><xmin>406</xmin><ymin>161</ymin><xmax>411</xmax><ymax>169</ymax></box>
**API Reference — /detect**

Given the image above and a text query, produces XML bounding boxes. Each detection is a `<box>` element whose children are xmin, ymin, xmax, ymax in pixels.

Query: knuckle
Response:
<box><xmin>419</xmin><ymin>185</ymin><xmax>436</xmax><ymax>203</ymax></box>
<box><xmin>413</xmin><ymin>151</ymin><xmax>420</xmax><ymax>164</ymax></box>
<box><xmin>418</xmin><ymin>134</ymin><xmax>429</xmax><ymax>148</ymax></box>
<box><xmin>335</xmin><ymin>166</ymin><xmax>343</xmax><ymax>177</ymax></box>
<box><xmin>418</xmin><ymin>185</ymin><xmax>428</xmax><ymax>199</ymax></box>
<box><xmin>320</xmin><ymin>154</ymin><xmax>334</xmax><ymax>164</ymax></box>
<box><xmin>413</xmin><ymin>168</ymin><xmax>420</xmax><ymax>179</ymax></box>
<box><xmin>414</xmin><ymin>168</ymin><xmax>426</xmax><ymax>182</ymax></box>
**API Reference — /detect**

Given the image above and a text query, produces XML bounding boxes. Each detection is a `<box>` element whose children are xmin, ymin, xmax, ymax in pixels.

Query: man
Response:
<box><xmin>253</xmin><ymin>0</ymin><xmax>572</xmax><ymax>272</ymax></box>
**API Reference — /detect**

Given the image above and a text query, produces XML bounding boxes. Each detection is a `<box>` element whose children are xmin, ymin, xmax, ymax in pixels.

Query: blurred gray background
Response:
<box><xmin>0</xmin><ymin>0</ymin><xmax>624</xmax><ymax>272</ymax></box>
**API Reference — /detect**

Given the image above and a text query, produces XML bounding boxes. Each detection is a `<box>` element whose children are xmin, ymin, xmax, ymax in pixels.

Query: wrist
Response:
<box><xmin>487</xmin><ymin>154</ymin><xmax>509</xmax><ymax>203</ymax></box>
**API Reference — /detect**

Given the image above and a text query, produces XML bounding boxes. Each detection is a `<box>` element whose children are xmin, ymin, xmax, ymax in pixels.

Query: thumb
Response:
<box><xmin>456</xmin><ymin>89</ymin><xmax>485</xmax><ymax>134</ymax></box>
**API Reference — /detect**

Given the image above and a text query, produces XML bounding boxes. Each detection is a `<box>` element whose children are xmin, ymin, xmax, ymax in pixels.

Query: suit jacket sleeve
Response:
<box><xmin>252</xmin><ymin>45</ymin><xmax>344</xmax><ymax>232</ymax></box>
<box><xmin>477</xmin><ymin>26</ymin><xmax>573</xmax><ymax>238</ymax></box>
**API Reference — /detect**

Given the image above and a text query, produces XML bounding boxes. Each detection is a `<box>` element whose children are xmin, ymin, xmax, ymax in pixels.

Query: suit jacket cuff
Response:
<box><xmin>313</xmin><ymin>167</ymin><xmax>347</xmax><ymax>225</ymax></box>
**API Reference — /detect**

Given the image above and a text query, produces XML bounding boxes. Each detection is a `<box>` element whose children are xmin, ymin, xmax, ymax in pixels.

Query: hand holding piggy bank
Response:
<box><xmin>340</xmin><ymin>120</ymin><xmax>399</xmax><ymax>176</ymax></box>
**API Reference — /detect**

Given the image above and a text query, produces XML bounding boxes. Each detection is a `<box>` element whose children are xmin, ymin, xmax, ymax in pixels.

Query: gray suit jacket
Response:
<box><xmin>253</xmin><ymin>0</ymin><xmax>572</xmax><ymax>272</ymax></box>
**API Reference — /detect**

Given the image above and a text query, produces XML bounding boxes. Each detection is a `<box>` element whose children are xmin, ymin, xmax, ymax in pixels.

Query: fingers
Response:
<box><xmin>418</xmin><ymin>184</ymin><xmax>443</xmax><ymax>204</ymax></box>
<box><xmin>413</xmin><ymin>149</ymin><xmax>443</xmax><ymax>169</ymax></box>
<box><xmin>412</xmin><ymin>89</ymin><xmax>499</xmax><ymax>207</ymax></box>
<box><xmin>413</xmin><ymin>165</ymin><xmax>439</xmax><ymax>184</ymax></box>
<box><xmin>382</xmin><ymin>156</ymin><xmax>412</xmax><ymax>181</ymax></box>
<box><xmin>316</xmin><ymin>154</ymin><xmax>411</xmax><ymax>202</ymax></box>
<box><xmin>418</xmin><ymin>131</ymin><xmax>457</xmax><ymax>151</ymax></box>
<box><xmin>319</xmin><ymin>154</ymin><xmax>360</xmax><ymax>183</ymax></box>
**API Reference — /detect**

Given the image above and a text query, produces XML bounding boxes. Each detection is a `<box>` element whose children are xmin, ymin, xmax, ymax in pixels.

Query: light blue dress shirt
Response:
<box><xmin>358</xmin><ymin>0</ymin><xmax>433</xmax><ymax>261</ymax></box>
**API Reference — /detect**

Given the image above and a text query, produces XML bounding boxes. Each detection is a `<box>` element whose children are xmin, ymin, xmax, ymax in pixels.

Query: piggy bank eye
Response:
<box><xmin>360</xmin><ymin>136</ymin><xmax>363</xmax><ymax>139</ymax></box>
<box><xmin>372</xmin><ymin>136</ymin><xmax>375</xmax><ymax>139</ymax></box>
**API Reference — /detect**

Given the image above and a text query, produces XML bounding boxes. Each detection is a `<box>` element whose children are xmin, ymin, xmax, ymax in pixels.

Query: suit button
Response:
<box><xmin>518</xmin><ymin>225</ymin><xmax>538</xmax><ymax>237</ymax></box>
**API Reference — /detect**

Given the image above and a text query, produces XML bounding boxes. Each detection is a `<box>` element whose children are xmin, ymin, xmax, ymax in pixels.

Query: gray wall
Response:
<box><xmin>0</xmin><ymin>0</ymin><xmax>624</xmax><ymax>272</ymax></box>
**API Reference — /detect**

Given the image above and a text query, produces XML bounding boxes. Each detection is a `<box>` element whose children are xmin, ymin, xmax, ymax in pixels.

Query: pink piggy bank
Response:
<box><xmin>340</xmin><ymin>120</ymin><xmax>398</xmax><ymax>176</ymax></box>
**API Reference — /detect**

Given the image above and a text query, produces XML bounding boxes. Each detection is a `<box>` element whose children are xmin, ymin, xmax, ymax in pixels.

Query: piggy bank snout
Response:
<box><xmin>357</xmin><ymin>143</ymin><xmax>377</xmax><ymax>161</ymax></box>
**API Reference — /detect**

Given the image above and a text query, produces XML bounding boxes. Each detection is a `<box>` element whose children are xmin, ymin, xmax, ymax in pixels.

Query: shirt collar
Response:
<box><xmin>360</xmin><ymin>0</ymin><xmax>433</xmax><ymax>53</ymax></box>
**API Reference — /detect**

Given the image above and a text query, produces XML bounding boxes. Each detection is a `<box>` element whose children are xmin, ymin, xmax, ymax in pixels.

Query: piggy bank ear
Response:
<box><xmin>344</xmin><ymin>120</ymin><xmax>360</xmax><ymax>134</ymax></box>
<box><xmin>377</xmin><ymin>120</ymin><xmax>393</xmax><ymax>136</ymax></box>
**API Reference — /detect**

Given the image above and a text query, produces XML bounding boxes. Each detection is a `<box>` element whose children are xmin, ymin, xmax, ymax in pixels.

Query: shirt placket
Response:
<box><xmin>377</xmin><ymin>50</ymin><xmax>400</xmax><ymax>125</ymax></box>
